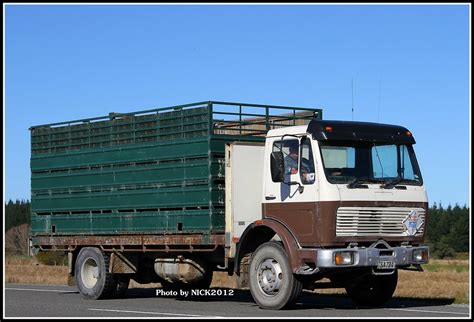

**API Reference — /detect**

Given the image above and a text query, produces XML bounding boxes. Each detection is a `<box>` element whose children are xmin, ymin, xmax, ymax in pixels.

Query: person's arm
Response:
<box><xmin>284</xmin><ymin>156</ymin><xmax>298</xmax><ymax>174</ymax></box>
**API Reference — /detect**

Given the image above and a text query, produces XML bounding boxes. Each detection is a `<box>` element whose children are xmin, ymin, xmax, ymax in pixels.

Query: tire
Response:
<box><xmin>112</xmin><ymin>274</ymin><xmax>130</xmax><ymax>298</ymax></box>
<box><xmin>345</xmin><ymin>269</ymin><xmax>398</xmax><ymax>306</ymax></box>
<box><xmin>75</xmin><ymin>247</ymin><xmax>116</xmax><ymax>300</ymax></box>
<box><xmin>249</xmin><ymin>242</ymin><xmax>302</xmax><ymax>310</ymax></box>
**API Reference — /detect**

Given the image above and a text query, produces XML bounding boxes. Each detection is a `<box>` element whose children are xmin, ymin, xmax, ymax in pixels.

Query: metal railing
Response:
<box><xmin>210</xmin><ymin>101</ymin><xmax>321</xmax><ymax>136</ymax></box>
<box><xmin>30</xmin><ymin>101</ymin><xmax>322</xmax><ymax>155</ymax></box>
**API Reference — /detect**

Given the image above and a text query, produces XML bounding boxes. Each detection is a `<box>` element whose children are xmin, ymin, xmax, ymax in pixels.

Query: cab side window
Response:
<box><xmin>300</xmin><ymin>137</ymin><xmax>316</xmax><ymax>184</ymax></box>
<box><xmin>272</xmin><ymin>139</ymin><xmax>299</xmax><ymax>175</ymax></box>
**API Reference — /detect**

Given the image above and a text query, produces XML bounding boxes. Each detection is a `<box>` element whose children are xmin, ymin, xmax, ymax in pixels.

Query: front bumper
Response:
<box><xmin>316</xmin><ymin>244</ymin><xmax>429</xmax><ymax>269</ymax></box>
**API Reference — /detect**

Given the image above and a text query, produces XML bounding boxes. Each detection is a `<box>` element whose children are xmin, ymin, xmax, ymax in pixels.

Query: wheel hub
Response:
<box><xmin>81</xmin><ymin>257</ymin><xmax>99</xmax><ymax>288</ymax></box>
<box><xmin>256</xmin><ymin>258</ymin><xmax>283</xmax><ymax>296</ymax></box>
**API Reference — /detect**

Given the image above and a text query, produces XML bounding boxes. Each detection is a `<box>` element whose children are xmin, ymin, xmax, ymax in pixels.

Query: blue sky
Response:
<box><xmin>5</xmin><ymin>4</ymin><xmax>470</xmax><ymax>207</ymax></box>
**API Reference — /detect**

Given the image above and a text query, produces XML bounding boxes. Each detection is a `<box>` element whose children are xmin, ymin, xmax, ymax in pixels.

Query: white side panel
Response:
<box><xmin>337</xmin><ymin>185</ymin><xmax>428</xmax><ymax>203</ymax></box>
<box><xmin>231</xmin><ymin>143</ymin><xmax>265</xmax><ymax>239</ymax></box>
<box><xmin>224</xmin><ymin>144</ymin><xmax>233</xmax><ymax>253</ymax></box>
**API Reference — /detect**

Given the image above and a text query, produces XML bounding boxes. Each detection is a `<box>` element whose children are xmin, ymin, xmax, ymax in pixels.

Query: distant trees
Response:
<box><xmin>3</xmin><ymin>199</ymin><xmax>470</xmax><ymax>259</ymax></box>
<box><xmin>5</xmin><ymin>199</ymin><xmax>31</xmax><ymax>232</ymax></box>
<box><xmin>425</xmin><ymin>203</ymin><xmax>469</xmax><ymax>259</ymax></box>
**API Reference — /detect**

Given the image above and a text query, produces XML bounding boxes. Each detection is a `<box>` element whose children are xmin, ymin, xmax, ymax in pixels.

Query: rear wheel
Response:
<box><xmin>345</xmin><ymin>270</ymin><xmax>398</xmax><ymax>306</ymax></box>
<box><xmin>112</xmin><ymin>274</ymin><xmax>130</xmax><ymax>298</ymax></box>
<box><xmin>249</xmin><ymin>242</ymin><xmax>302</xmax><ymax>310</ymax></box>
<box><xmin>75</xmin><ymin>248</ymin><xmax>130</xmax><ymax>299</ymax></box>
<box><xmin>75</xmin><ymin>247</ymin><xmax>116</xmax><ymax>299</ymax></box>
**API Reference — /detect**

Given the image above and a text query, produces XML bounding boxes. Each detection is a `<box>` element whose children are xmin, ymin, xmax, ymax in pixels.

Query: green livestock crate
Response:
<box><xmin>30</xmin><ymin>101</ymin><xmax>322</xmax><ymax>236</ymax></box>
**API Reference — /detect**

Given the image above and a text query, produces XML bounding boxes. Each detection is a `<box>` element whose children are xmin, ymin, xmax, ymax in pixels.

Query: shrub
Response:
<box><xmin>36</xmin><ymin>251</ymin><xmax>68</xmax><ymax>266</ymax></box>
<box><xmin>431</xmin><ymin>241</ymin><xmax>456</xmax><ymax>259</ymax></box>
<box><xmin>5</xmin><ymin>224</ymin><xmax>30</xmax><ymax>255</ymax></box>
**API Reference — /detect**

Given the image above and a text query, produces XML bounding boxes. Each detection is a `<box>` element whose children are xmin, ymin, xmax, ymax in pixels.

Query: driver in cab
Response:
<box><xmin>284</xmin><ymin>143</ymin><xmax>299</xmax><ymax>175</ymax></box>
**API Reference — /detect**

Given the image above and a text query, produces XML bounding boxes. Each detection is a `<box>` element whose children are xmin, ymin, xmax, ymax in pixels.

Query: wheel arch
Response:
<box><xmin>234</xmin><ymin>218</ymin><xmax>300</xmax><ymax>275</ymax></box>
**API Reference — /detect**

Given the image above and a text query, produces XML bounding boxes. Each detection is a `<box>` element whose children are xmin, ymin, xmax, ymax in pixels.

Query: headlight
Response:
<box><xmin>413</xmin><ymin>249</ymin><xmax>429</xmax><ymax>263</ymax></box>
<box><xmin>334</xmin><ymin>252</ymin><xmax>354</xmax><ymax>265</ymax></box>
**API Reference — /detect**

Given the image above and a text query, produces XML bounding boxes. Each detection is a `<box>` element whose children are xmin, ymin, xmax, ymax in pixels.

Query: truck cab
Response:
<box><xmin>230</xmin><ymin>119</ymin><xmax>429</xmax><ymax>309</ymax></box>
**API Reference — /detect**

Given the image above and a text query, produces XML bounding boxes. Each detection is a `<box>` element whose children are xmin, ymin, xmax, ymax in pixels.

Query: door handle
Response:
<box><xmin>265</xmin><ymin>195</ymin><xmax>276</xmax><ymax>200</ymax></box>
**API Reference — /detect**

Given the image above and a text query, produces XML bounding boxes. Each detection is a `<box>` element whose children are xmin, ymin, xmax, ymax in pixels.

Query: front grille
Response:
<box><xmin>336</xmin><ymin>207</ymin><xmax>425</xmax><ymax>237</ymax></box>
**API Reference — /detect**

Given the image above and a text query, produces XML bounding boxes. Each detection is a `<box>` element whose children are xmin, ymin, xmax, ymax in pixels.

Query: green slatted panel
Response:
<box><xmin>32</xmin><ymin>160</ymin><xmax>209</xmax><ymax>191</ymax></box>
<box><xmin>30</xmin><ymin>210</ymin><xmax>212</xmax><ymax>234</ymax></box>
<box><xmin>30</xmin><ymin>102</ymin><xmax>320</xmax><ymax>237</ymax></box>
<box><xmin>31</xmin><ymin>106</ymin><xmax>215</xmax><ymax>235</ymax></box>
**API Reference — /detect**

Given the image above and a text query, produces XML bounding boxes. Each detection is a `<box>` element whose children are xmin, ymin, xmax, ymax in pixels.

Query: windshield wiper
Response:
<box><xmin>347</xmin><ymin>177</ymin><xmax>379</xmax><ymax>189</ymax></box>
<box><xmin>380</xmin><ymin>177</ymin><xmax>405</xmax><ymax>189</ymax></box>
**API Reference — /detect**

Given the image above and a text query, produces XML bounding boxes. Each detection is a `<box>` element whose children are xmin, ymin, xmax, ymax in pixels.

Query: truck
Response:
<box><xmin>29</xmin><ymin>100</ymin><xmax>429</xmax><ymax>310</ymax></box>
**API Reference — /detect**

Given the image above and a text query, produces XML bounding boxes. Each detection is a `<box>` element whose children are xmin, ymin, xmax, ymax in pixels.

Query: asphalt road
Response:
<box><xmin>4</xmin><ymin>283</ymin><xmax>471</xmax><ymax>318</ymax></box>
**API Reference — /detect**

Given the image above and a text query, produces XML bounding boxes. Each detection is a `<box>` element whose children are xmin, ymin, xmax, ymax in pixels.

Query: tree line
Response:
<box><xmin>3</xmin><ymin>199</ymin><xmax>470</xmax><ymax>258</ymax></box>
<box><xmin>425</xmin><ymin>203</ymin><xmax>469</xmax><ymax>258</ymax></box>
<box><xmin>5</xmin><ymin>199</ymin><xmax>31</xmax><ymax>232</ymax></box>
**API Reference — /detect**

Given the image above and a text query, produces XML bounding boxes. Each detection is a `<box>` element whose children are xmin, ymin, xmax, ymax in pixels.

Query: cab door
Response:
<box><xmin>263</xmin><ymin>136</ymin><xmax>319</xmax><ymax>245</ymax></box>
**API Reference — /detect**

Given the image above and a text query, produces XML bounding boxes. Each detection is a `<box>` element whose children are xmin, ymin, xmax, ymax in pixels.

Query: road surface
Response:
<box><xmin>4</xmin><ymin>284</ymin><xmax>470</xmax><ymax>318</ymax></box>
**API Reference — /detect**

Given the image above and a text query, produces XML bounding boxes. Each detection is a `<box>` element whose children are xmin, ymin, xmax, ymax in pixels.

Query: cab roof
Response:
<box><xmin>266</xmin><ymin>120</ymin><xmax>416</xmax><ymax>145</ymax></box>
<box><xmin>307</xmin><ymin>120</ymin><xmax>416</xmax><ymax>144</ymax></box>
<box><xmin>266</xmin><ymin>125</ymin><xmax>308</xmax><ymax>137</ymax></box>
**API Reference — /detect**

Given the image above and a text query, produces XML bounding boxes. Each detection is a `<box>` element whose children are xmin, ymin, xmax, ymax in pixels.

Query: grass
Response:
<box><xmin>454</xmin><ymin>252</ymin><xmax>470</xmax><ymax>260</ymax></box>
<box><xmin>423</xmin><ymin>259</ymin><xmax>469</xmax><ymax>273</ymax></box>
<box><xmin>5</xmin><ymin>255</ymin><xmax>69</xmax><ymax>285</ymax></box>
<box><xmin>396</xmin><ymin>270</ymin><xmax>469</xmax><ymax>304</ymax></box>
<box><xmin>5</xmin><ymin>255</ymin><xmax>470</xmax><ymax>304</ymax></box>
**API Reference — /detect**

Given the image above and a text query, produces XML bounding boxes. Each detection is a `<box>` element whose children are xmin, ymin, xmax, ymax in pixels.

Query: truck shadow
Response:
<box><xmin>125</xmin><ymin>288</ymin><xmax>456</xmax><ymax>310</ymax></box>
<box><xmin>125</xmin><ymin>287</ymin><xmax>254</xmax><ymax>303</ymax></box>
<box><xmin>294</xmin><ymin>292</ymin><xmax>456</xmax><ymax>311</ymax></box>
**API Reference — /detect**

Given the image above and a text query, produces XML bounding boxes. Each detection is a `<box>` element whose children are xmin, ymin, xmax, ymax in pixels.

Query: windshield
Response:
<box><xmin>319</xmin><ymin>142</ymin><xmax>423</xmax><ymax>185</ymax></box>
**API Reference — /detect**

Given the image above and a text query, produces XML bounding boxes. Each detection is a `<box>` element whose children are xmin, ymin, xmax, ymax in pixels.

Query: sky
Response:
<box><xmin>4</xmin><ymin>4</ymin><xmax>471</xmax><ymax>207</ymax></box>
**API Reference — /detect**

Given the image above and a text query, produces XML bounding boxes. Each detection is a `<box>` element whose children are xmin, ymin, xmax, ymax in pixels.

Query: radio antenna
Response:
<box><xmin>377</xmin><ymin>80</ymin><xmax>382</xmax><ymax>122</ymax></box>
<box><xmin>351</xmin><ymin>78</ymin><xmax>354</xmax><ymax>121</ymax></box>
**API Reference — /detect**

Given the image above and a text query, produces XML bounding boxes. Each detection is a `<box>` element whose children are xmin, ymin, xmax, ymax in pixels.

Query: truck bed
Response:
<box><xmin>29</xmin><ymin>101</ymin><xmax>320</xmax><ymax>243</ymax></box>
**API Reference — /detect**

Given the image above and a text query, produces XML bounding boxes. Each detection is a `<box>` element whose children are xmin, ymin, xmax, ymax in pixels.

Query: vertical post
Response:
<box><xmin>156</xmin><ymin>111</ymin><xmax>160</xmax><ymax>142</ymax></box>
<box><xmin>181</xmin><ymin>108</ymin><xmax>184</xmax><ymax>140</ymax></box>
<box><xmin>265</xmin><ymin>106</ymin><xmax>270</xmax><ymax>132</ymax></box>
<box><xmin>109</xmin><ymin>114</ymin><xmax>113</xmax><ymax>147</ymax></box>
<box><xmin>49</xmin><ymin>127</ymin><xmax>52</xmax><ymax>154</ymax></box>
<box><xmin>87</xmin><ymin>121</ymin><xmax>91</xmax><ymax>150</ymax></box>
<box><xmin>132</xmin><ymin>115</ymin><xmax>136</xmax><ymax>144</ymax></box>
<box><xmin>239</xmin><ymin>105</ymin><xmax>242</xmax><ymax>136</ymax></box>
<box><xmin>208</xmin><ymin>102</ymin><xmax>213</xmax><ymax>135</ymax></box>
<box><xmin>67</xmin><ymin>123</ymin><xmax>71</xmax><ymax>153</ymax></box>
<box><xmin>207</xmin><ymin>101</ymin><xmax>213</xmax><ymax>222</ymax></box>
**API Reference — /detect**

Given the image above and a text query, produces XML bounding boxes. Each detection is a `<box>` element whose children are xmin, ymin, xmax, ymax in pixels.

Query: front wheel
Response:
<box><xmin>345</xmin><ymin>269</ymin><xmax>398</xmax><ymax>306</ymax></box>
<box><xmin>249</xmin><ymin>242</ymin><xmax>302</xmax><ymax>310</ymax></box>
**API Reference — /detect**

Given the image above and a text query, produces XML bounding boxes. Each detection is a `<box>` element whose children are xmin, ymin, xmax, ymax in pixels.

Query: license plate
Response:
<box><xmin>377</xmin><ymin>260</ymin><xmax>396</xmax><ymax>269</ymax></box>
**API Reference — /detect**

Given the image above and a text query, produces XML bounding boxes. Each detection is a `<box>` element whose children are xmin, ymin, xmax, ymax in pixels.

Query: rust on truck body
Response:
<box><xmin>33</xmin><ymin>234</ymin><xmax>225</xmax><ymax>252</ymax></box>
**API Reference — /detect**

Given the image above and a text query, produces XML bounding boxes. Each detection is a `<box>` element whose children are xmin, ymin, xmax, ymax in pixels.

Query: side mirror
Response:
<box><xmin>270</xmin><ymin>151</ymin><xmax>285</xmax><ymax>182</ymax></box>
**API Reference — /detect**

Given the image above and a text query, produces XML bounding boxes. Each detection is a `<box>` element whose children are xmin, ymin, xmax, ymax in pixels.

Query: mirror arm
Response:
<box><xmin>284</xmin><ymin>181</ymin><xmax>304</xmax><ymax>193</ymax></box>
